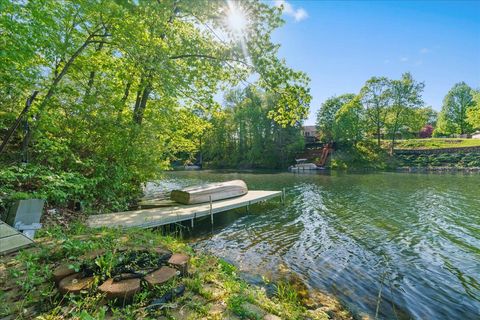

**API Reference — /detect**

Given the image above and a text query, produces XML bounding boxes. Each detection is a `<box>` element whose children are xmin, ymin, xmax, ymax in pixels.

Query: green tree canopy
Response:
<box><xmin>359</xmin><ymin>77</ymin><xmax>390</xmax><ymax>146</ymax></box>
<box><xmin>0</xmin><ymin>0</ymin><xmax>310</xmax><ymax>210</ymax></box>
<box><xmin>466</xmin><ymin>90</ymin><xmax>480</xmax><ymax>130</ymax></box>
<box><xmin>315</xmin><ymin>94</ymin><xmax>355</xmax><ymax>142</ymax></box>
<box><xmin>334</xmin><ymin>95</ymin><xmax>365</xmax><ymax>145</ymax></box>
<box><xmin>385</xmin><ymin>72</ymin><xmax>424</xmax><ymax>152</ymax></box>
<box><xmin>436</xmin><ymin>82</ymin><xmax>475</xmax><ymax>135</ymax></box>
<box><xmin>203</xmin><ymin>86</ymin><xmax>304</xmax><ymax>169</ymax></box>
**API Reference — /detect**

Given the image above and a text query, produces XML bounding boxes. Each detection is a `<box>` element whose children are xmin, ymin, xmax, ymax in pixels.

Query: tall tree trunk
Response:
<box><xmin>0</xmin><ymin>91</ymin><xmax>39</xmax><ymax>155</ymax></box>
<box><xmin>84</xmin><ymin>41</ymin><xmax>105</xmax><ymax>99</ymax></box>
<box><xmin>130</xmin><ymin>2</ymin><xmax>177</xmax><ymax>125</ymax></box>
<box><xmin>116</xmin><ymin>81</ymin><xmax>132</xmax><ymax>123</ymax></box>
<box><xmin>133</xmin><ymin>83</ymin><xmax>151</xmax><ymax>125</ymax></box>
<box><xmin>120</xmin><ymin>82</ymin><xmax>132</xmax><ymax>106</ymax></box>
<box><xmin>377</xmin><ymin>125</ymin><xmax>381</xmax><ymax>147</ymax></box>
<box><xmin>19</xmin><ymin>34</ymin><xmax>102</xmax><ymax>160</ymax></box>
<box><xmin>390</xmin><ymin>111</ymin><xmax>401</xmax><ymax>155</ymax></box>
<box><xmin>40</xmin><ymin>34</ymin><xmax>97</xmax><ymax>112</ymax></box>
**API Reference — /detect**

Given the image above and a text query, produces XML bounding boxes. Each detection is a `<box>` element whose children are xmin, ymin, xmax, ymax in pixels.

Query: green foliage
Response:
<box><xmin>227</xmin><ymin>294</ymin><xmax>261</xmax><ymax>319</ymax></box>
<box><xmin>275</xmin><ymin>281</ymin><xmax>301</xmax><ymax>306</ymax></box>
<box><xmin>330</xmin><ymin>141</ymin><xmax>390</xmax><ymax>170</ymax></box>
<box><xmin>0</xmin><ymin>0</ymin><xmax>310</xmax><ymax>211</ymax></box>
<box><xmin>394</xmin><ymin>138</ymin><xmax>480</xmax><ymax>150</ymax></box>
<box><xmin>466</xmin><ymin>90</ymin><xmax>480</xmax><ymax>130</ymax></box>
<box><xmin>384</xmin><ymin>72</ymin><xmax>425</xmax><ymax>152</ymax></box>
<box><xmin>334</xmin><ymin>95</ymin><xmax>365</xmax><ymax>144</ymax></box>
<box><xmin>436</xmin><ymin>82</ymin><xmax>476</xmax><ymax>135</ymax></box>
<box><xmin>316</xmin><ymin>94</ymin><xmax>355</xmax><ymax>142</ymax></box>
<box><xmin>395</xmin><ymin>152</ymin><xmax>480</xmax><ymax>168</ymax></box>
<box><xmin>203</xmin><ymin>86</ymin><xmax>305</xmax><ymax>169</ymax></box>
<box><xmin>0</xmin><ymin>162</ymin><xmax>142</xmax><ymax>216</ymax></box>
<box><xmin>360</xmin><ymin>77</ymin><xmax>390</xmax><ymax>146</ymax></box>
<box><xmin>316</xmin><ymin>73</ymin><xmax>425</xmax><ymax>154</ymax></box>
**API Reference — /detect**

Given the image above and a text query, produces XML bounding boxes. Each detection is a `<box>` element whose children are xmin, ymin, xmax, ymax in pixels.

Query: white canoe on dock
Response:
<box><xmin>170</xmin><ymin>180</ymin><xmax>248</xmax><ymax>205</ymax></box>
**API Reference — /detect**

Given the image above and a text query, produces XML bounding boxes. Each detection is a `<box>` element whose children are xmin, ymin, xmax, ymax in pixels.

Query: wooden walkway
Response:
<box><xmin>0</xmin><ymin>221</ymin><xmax>34</xmax><ymax>255</ymax></box>
<box><xmin>87</xmin><ymin>190</ymin><xmax>282</xmax><ymax>229</ymax></box>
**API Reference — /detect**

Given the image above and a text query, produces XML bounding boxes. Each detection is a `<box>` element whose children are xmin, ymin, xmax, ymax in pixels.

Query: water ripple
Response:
<box><xmin>161</xmin><ymin>171</ymin><xmax>480</xmax><ymax>319</ymax></box>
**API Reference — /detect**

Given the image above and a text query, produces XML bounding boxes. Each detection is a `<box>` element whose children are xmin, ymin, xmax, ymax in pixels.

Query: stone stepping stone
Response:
<box><xmin>168</xmin><ymin>253</ymin><xmax>189</xmax><ymax>276</ymax></box>
<box><xmin>53</xmin><ymin>263</ymin><xmax>76</xmax><ymax>284</ymax></box>
<box><xmin>98</xmin><ymin>274</ymin><xmax>141</xmax><ymax>301</ymax></box>
<box><xmin>144</xmin><ymin>266</ymin><xmax>178</xmax><ymax>288</ymax></box>
<box><xmin>58</xmin><ymin>272</ymin><xmax>94</xmax><ymax>294</ymax></box>
<box><xmin>154</xmin><ymin>247</ymin><xmax>172</xmax><ymax>257</ymax></box>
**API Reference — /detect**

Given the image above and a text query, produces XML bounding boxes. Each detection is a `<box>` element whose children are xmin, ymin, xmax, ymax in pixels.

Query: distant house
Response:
<box><xmin>472</xmin><ymin>131</ymin><xmax>480</xmax><ymax>139</ymax></box>
<box><xmin>302</xmin><ymin>126</ymin><xmax>318</xmax><ymax>143</ymax></box>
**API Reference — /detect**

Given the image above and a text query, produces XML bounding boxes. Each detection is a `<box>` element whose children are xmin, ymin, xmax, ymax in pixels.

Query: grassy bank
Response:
<box><xmin>391</xmin><ymin>138</ymin><xmax>480</xmax><ymax>150</ymax></box>
<box><xmin>0</xmin><ymin>224</ymin><xmax>351</xmax><ymax>320</ymax></box>
<box><xmin>328</xmin><ymin>139</ymin><xmax>480</xmax><ymax>170</ymax></box>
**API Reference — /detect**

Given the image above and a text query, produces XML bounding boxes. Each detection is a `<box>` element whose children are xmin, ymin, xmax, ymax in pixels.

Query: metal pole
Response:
<box><xmin>209</xmin><ymin>196</ymin><xmax>213</xmax><ymax>225</ymax></box>
<box><xmin>282</xmin><ymin>188</ymin><xmax>286</xmax><ymax>205</ymax></box>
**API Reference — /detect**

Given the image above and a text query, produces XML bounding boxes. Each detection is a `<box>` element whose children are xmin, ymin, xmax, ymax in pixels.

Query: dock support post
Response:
<box><xmin>191</xmin><ymin>212</ymin><xmax>196</xmax><ymax>228</ymax></box>
<box><xmin>191</xmin><ymin>218</ymin><xmax>194</xmax><ymax>228</ymax></box>
<box><xmin>282</xmin><ymin>188</ymin><xmax>286</xmax><ymax>205</ymax></box>
<box><xmin>209</xmin><ymin>196</ymin><xmax>213</xmax><ymax>225</ymax></box>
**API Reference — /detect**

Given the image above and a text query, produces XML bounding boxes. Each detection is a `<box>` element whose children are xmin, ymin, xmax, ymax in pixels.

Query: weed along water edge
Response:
<box><xmin>154</xmin><ymin>170</ymin><xmax>480</xmax><ymax>319</ymax></box>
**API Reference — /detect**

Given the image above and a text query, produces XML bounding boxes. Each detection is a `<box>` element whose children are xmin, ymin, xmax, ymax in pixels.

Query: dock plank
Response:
<box><xmin>88</xmin><ymin>190</ymin><xmax>281</xmax><ymax>229</ymax></box>
<box><xmin>0</xmin><ymin>223</ymin><xmax>18</xmax><ymax>238</ymax></box>
<box><xmin>0</xmin><ymin>222</ymin><xmax>34</xmax><ymax>254</ymax></box>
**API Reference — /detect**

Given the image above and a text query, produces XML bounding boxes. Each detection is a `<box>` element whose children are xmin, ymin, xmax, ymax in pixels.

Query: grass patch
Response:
<box><xmin>392</xmin><ymin>138</ymin><xmax>480</xmax><ymax>150</ymax></box>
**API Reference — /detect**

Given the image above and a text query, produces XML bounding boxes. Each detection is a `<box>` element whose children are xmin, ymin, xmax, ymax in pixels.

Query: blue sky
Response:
<box><xmin>269</xmin><ymin>0</ymin><xmax>480</xmax><ymax>124</ymax></box>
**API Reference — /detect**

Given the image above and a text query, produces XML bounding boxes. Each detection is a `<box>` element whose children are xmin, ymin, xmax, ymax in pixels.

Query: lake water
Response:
<box><xmin>155</xmin><ymin>170</ymin><xmax>480</xmax><ymax>319</ymax></box>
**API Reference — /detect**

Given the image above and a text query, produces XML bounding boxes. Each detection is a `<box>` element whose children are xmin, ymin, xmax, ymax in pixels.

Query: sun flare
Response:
<box><xmin>225</xmin><ymin>1</ymin><xmax>248</xmax><ymax>35</ymax></box>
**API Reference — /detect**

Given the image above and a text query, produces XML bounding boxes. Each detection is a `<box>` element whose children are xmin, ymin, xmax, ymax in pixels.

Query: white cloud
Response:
<box><xmin>384</xmin><ymin>59</ymin><xmax>390</xmax><ymax>64</ymax></box>
<box><xmin>400</xmin><ymin>57</ymin><xmax>409</xmax><ymax>62</ymax></box>
<box><xmin>419</xmin><ymin>48</ymin><xmax>430</xmax><ymax>54</ymax></box>
<box><xmin>294</xmin><ymin>8</ymin><xmax>308</xmax><ymax>21</ymax></box>
<box><xmin>274</xmin><ymin>0</ymin><xmax>309</xmax><ymax>22</ymax></box>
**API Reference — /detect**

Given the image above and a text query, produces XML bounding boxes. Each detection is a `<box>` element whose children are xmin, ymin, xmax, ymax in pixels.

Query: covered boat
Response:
<box><xmin>170</xmin><ymin>180</ymin><xmax>248</xmax><ymax>204</ymax></box>
<box><xmin>288</xmin><ymin>159</ymin><xmax>323</xmax><ymax>171</ymax></box>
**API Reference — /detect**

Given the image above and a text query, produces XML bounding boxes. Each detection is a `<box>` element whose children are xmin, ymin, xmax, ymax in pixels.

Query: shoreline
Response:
<box><xmin>0</xmin><ymin>225</ymin><xmax>353</xmax><ymax>320</ymax></box>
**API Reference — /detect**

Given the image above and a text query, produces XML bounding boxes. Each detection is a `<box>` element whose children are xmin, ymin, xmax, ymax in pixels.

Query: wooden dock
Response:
<box><xmin>0</xmin><ymin>221</ymin><xmax>34</xmax><ymax>255</ymax></box>
<box><xmin>87</xmin><ymin>190</ymin><xmax>282</xmax><ymax>229</ymax></box>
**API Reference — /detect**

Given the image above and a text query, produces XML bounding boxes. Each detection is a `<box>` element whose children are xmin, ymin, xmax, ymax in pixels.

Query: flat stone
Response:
<box><xmin>168</xmin><ymin>253</ymin><xmax>189</xmax><ymax>276</ymax></box>
<box><xmin>98</xmin><ymin>274</ymin><xmax>141</xmax><ymax>301</ymax></box>
<box><xmin>144</xmin><ymin>266</ymin><xmax>178</xmax><ymax>288</ymax></box>
<box><xmin>57</xmin><ymin>272</ymin><xmax>94</xmax><ymax>294</ymax></box>
<box><xmin>53</xmin><ymin>263</ymin><xmax>76</xmax><ymax>284</ymax></box>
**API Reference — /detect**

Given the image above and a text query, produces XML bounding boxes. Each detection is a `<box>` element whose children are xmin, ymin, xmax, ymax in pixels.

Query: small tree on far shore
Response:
<box><xmin>386</xmin><ymin>73</ymin><xmax>425</xmax><ymax>154</ymax></box>
<box><xmin>436</xmin><ymin>82</ymin><xmax>475</xmax><ymax>135</ymax></box>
